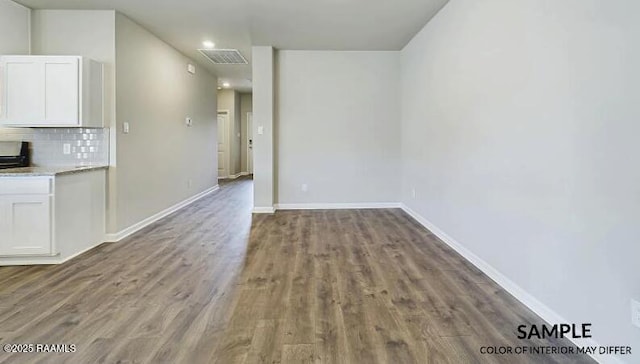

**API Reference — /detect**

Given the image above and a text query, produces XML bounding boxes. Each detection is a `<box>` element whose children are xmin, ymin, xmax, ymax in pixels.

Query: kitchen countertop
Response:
<box><xmin>0</xmin><ymin>165</ymin><xmax>108</xmax><ymax>177</ymax></box>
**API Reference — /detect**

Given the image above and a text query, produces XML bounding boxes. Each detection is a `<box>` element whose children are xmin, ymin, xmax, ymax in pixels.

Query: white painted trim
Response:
<box><xmin>219</xmin><ymin>172</ymin><xmax>250</xmax><ymax>180</ymax></box>
<box><xmin>0</xmin><ymin>259</ymin><xmax>59</xmax><ymax>266</ymax></box>
<box><xmin>105</xmin><ymin>185</ymin><xmax>220</xmax><ymax>242</ymax></box>
<box><xmin>400</xmin><ymin>204</ymin><xmax>622</xmax><ymax>364</ymax></box>
<box><xmin>275</xmin><ymin>202</ymin><xmax>402</xmax><ymax>210</ymax></box>
<box><xmin>27</xmin><ymin>6</ymin><xmax>32</xmax><ymax>55</ymax></box>
<box><xmin>252</xmin><ymin>206</ymin><xmax>276</xmax><ymax>214</ymax></box>
<box><xmin>63</xmin><ymin>240</ymin><xmax>107</xmax><ymax>261</ymax></box>
<box><xmin>0</xmin><ymin>239</ymin><xmax>103</xmax><ymax>266</ymax></box>
<box><xmin>246</xmin><ymin>111</ymin><xmax>253</xmax><ymax>174</ymax></box>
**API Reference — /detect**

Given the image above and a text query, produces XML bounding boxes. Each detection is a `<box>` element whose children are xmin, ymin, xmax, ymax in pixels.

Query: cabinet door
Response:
<box><xmin>2</xmin><ymin>58</ymin><xmax>43</xmax><ymax>125</ymax></box>
<box><xmin>0</xmin><ymin>195</ymin><xmax>52</xmax><ymax>256</ymax></box>
<box><xmin>43</xmin><ymin>58</ymin><xmax>79</xmax><ymax>125</ymax></box>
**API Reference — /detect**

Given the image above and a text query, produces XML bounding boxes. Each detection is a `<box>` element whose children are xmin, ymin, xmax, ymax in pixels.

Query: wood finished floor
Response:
<box><xmin>0</xmin><ymin>177</ymin><xmax>594</xmax><ymax>364</ymax></box>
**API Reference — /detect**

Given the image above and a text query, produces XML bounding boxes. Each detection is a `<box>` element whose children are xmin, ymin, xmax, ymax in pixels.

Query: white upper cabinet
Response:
<box><xmin>0</xmin><ymin>56</ymin><xmax>103</xmax><ymax>127</ymax></box>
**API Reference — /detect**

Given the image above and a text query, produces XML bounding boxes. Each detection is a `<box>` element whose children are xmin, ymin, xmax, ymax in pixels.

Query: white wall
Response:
<box><xmin>115</xmin><ymin>13</ymin><xmax>218</xmax><ymax>232</ymax></box>
<box><xmin>27</xmin><ymin>11</ymin><xmax>218</xmax><ymax>234</ymax></box>
<box><xmin>276</xmin><ymin>51</ymin><xmax>400</xmax><ymax>206</ymax></box>
<box><xmin>31</xmin><ymin>10</ymin><xmax>116</xmax><ymax>127</ymax></box>
<box><xmin>31</xmin><ymin>9</ymin><xmax>118</xmax><ymax>232</ymax></box>
<box><xmin>252</xmin><ymin>46</ymin><xmax>275</xmax><ymax>211</ymax></box>
<box><xmin>217</xmin><ymin>89</ymin><xmax>242</xmax><ymax>176</ymax></box>
<box><xmin>0</xmin><ymin>0</ymin><xmax>30</xmax><ymax>140</ymax></box>
<box><xmin>0</xmin><ymin>0</ymin><xmax>30</xmax><ymax>55</ymax></box>
<box><xmin>401</xmin><ymin>0</ymin><xmax>639</xmax><ymax>362</ymax></box>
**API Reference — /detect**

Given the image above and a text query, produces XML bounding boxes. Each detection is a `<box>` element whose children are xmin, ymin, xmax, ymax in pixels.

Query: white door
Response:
<box><xmin>247</xmin><ymin>112</ymin><xmax>253</xmax><ymax>174</ymax></box>
<box><xmin>217</xmin><ymin>112</ymin><xmax>229</xmax><ymax>178</ymax></box>
<box><xmin>0</xmin><ymin>195</ymin><xmax>52</xmax><ymax>256</ymax></box>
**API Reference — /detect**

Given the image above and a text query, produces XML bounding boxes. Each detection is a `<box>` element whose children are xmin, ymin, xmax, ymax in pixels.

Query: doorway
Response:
<box><xmin>217</xmin><ymin>111</ymin><xmax>230</xmax><ymax>178</ymax></box>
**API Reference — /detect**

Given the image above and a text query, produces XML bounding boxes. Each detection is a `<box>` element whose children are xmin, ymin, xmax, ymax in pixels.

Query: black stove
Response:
<box><xmin>0</xmin><ymin>142</ymin><xmax>30</xmax><ymax>170</ymax></box>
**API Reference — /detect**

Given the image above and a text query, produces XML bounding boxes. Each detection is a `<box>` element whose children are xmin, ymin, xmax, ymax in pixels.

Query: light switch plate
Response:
<box><xmin>123</xmin><ymin>122</ymin><xmax>130</xmax><ymax>134</ymax></box>
<box><xmin>185</xmin><ymin>117</ymin><xmax>193</xmax><ymax>127</ymax></box>
<box><xmin>257</xmin><ymin>126</ymin><xmax>264</xmax><ymax>135</ymax></box>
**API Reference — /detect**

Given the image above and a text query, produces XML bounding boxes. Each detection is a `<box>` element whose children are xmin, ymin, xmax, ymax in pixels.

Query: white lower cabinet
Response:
<box><xmin>0</xmin><ymin>169</ymin><xmax>106</xmax><ymax>264</ymax></box>
<box><xmin>0</xmin><ymin>194</ymin><xmax>52</xmax><ymax>256</ymax></box>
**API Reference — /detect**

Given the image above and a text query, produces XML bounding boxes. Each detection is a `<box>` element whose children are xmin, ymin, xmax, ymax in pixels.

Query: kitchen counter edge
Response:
<box><xmin>0</xmin><ymin>165</ymin><xmax>109</xmax><ymax>177</ymax></box>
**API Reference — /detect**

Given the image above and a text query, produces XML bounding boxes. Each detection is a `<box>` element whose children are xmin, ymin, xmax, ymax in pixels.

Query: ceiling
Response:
<box><xmin>15</xmin><ymin>0</ymin><xmax>449</xmax><ymax>92</ymax></box>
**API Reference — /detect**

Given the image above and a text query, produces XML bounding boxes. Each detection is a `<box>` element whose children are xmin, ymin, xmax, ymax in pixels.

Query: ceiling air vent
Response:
<box><xmin>198</xmin><ymin>49</ymin><xmax>248</xmax><ymax>65</ymax></box>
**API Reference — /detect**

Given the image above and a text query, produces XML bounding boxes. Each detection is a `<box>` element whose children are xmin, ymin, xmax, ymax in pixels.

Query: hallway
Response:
<box><xmin>0</xmin><ymin>177</ymin><xmax>592</xmax><ymax>363</ymax></box>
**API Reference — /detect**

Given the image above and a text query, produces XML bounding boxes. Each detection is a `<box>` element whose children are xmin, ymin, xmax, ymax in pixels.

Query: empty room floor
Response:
<box><xmin>0</xmin><ymin>177</ymin><xmax>593</xmax><ymax>364</ymax></box>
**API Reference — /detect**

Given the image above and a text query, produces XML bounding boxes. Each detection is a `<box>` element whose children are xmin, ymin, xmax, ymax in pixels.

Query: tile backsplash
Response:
<box><xmin>0</xmin><ymin>127</ymin><xmax>109</xmax><ymax>166</ymax></box>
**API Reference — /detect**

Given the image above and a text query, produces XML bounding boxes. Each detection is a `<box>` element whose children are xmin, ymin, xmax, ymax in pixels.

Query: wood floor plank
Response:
<box><xmin>400</xmin><ymin>314</ymin><xmax>465</xmax><ymax>364</ymax></box>
<box><xmin>282</xmin><ymin>344</ymin><xmax>314</xmax><ymax>364</ymax></box>
<box><xmin>335</xmin><ymin>248</ymin><xmax>381</xmax><ymax>364</ymax></box>
<box><xmin>282</xmin><ymin>213</ymin><xmax>316</xmax><ymax>345</ymax></box>
<box><xmin>245</xmin><ymin>319</ymin><xmax>285</xmax><ymax>364</ymax></box>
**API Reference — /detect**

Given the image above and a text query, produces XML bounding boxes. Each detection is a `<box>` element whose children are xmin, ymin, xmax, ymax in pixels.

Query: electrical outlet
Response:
<box><xmin>632</xmin><ymin>299</ymin><xmax>640</xmax><ymax>328</ymax></box>
<box><xmin>301</xmin><ymin>184</ymin><xmax>308</xmax><ymax>192</ymax></box>
<box><xmin>411</xmin><ymin>187</ymin><xmax>417</xmax><ymax>199</ymax></box>
<box><xmin>185</xmin><ymin>117</ymin><xmax>193</xmax><ymax>127</ymax></box>
<box><xmin>63</xmin><ymin>143</ymin><xmax>71</xmax><ymax>155</ymax></box>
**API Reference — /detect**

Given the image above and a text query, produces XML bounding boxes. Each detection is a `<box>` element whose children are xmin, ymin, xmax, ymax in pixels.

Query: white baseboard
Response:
<box><xmin>252</xmin><ymin>202</ymin><xmax>401</xmax><ymax>214</ymax></box>
<box><xmin>61</xmin><ymin>239</ymin><xmax>108</xmax><ymax>263</ymax></box>
<box><xmin>0</xmin><ymin>239</ymin><xmax>105</xmax><ymax>266</ymax></box>
<box><xmin>252</xmin><ymin>206</ymin><xmax>276</xmax><ymax>214</ymax></box>
<box><xmin>0</xmin><ymin>258</ymin><xmax>62</xmax><ymax>266</ymax></box>
<box><xmin>219</xmin><ymin>172</ymin><xmax>250</xmax><ymax>180</ymax></box>
<box><xmin>275</xmin><ymin>202</ymin><xmax>402</xmax><ymax>210</ymax></box>
<box><xmin>105</xmin><ymin>185</ymin><xmax>220</xmax><ymax>242</ymax></box>
<box><xmin>400</xmin><ymin>203</ymin><xmax>621</xmax><ymax>364</ymax></box>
